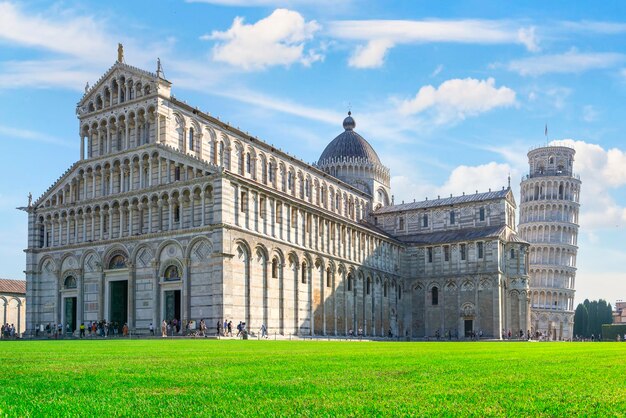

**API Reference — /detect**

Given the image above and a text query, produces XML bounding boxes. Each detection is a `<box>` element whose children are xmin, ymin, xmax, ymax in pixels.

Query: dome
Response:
<box><xmin>318</xmin><ymin>112</ymin><xmax>381</xmax><ymax>165</ymax></box>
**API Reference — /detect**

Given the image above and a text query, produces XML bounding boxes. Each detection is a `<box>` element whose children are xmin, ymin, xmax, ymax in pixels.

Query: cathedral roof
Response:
<box><xmin>396</xmin><ymin>225</ymin><xmax>507</xmax><ymax>245</ymax></box>
<box><xmin>374</xmin><ymin>188</ymin><xmax>513</xmax><ymax>214</ymax></box>
<box><xmin>0</xmin><ymin>278</ymin><xmax>26</xmax><ymax>295</ymax></box>
<box><xmin>317</xmin><ymin>112</ymin><xmax>382</xmax><ymax>166</ymax></box>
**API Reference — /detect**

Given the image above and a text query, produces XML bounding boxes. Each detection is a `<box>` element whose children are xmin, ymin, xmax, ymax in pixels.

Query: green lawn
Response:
<box><xmin>0</xmin><ymin>339</ymin><xmax>624</xmax><ymax>417</ymax></box>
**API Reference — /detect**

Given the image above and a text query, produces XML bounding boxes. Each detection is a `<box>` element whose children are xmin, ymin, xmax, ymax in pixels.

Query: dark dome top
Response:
<box><xmin>318</xmin><ymin>112</ymin><xmax>381</xmax><ymax>165</ymax></box>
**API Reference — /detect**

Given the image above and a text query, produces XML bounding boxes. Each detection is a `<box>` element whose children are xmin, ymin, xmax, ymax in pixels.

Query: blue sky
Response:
<box><xmin>1</xmin><ymin>0</ymin><xmax>625</xmax><ymax>304</ymax></box>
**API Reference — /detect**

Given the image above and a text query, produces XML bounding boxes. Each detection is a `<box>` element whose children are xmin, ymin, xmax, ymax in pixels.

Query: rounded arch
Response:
<box><xmin>185</xmin><ymin>236</ymin><xmax>213</xmax><ymax>260</ymax></box>
<box><xmin>233</xmin><ymin>238</ymin><xmax>252</xmax><ymax>260</ymax></box>
<box><xmin>159</xmin><ymin>259</ymin><xmax>184</xmax><ymax>280</ymax></box>
<box><xmin>103</xmin><ymin>244</ymin><xmax>130</xmax><ymax>269</ymax></box>
<box><xmin>156</xmin><ymin>239</ymin><xmax>184</xmax><ymax>262</ymax></box>
<box><xmin>63</xmin><ymin>275</ymin><xmax>77</xmax><ymax>289</ymax></box>
<box><xmin>37</xmin><ymin>255</ymin><xmax>58</xmax><ymax>272</ymax></box>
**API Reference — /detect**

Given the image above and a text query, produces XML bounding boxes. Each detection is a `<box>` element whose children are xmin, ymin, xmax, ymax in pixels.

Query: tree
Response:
<box><xmin>574</xmin><ymin>299</ymin><xmax>614</xmax><ymax>339</ymax></box>
<box><xmin>573</xmin><ymin>304</ymin><xmax>588</xmax><ymax>338</ymax></box>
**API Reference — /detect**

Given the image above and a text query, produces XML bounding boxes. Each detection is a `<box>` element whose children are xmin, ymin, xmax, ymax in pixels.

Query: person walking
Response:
<box><xmin>260</xmin><ymin>323</ymin><xmax>267</xmax><ymax>339</ymax></box>
<box><xmin>149</xmin><ymin>323</ymin><xmax>154</xmax><ymax>336</ymax></box>
<box><xmin>161</xmin><ymin>320</ymin><xmax>168</xmax><ymax>337</ymax></box>
<box><xmin>227</xmin><ymin>321</ymin><xmax>233</xmax><ymax>337</ymax></box>
<box><xmin>79</xmin><ymin>323</ymin><xmax>85</xmax><ymax>338</ymax></box>
<box><xmin>122</xmin><ymin>323</ymin><xmax>129</xmax><ymax>337</ymax></box>
<box><xmin>216</xmin><ymin>320</ymin><xmax>221</xmax><ymax>337</ymax></box>
<box><xmin>223</xmin><ymin>320</ymin><xmax>228</xmax><ymax>336</ymax></box>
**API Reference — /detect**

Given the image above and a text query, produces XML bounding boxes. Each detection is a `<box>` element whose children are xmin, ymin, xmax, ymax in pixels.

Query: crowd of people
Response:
<box><xmin>1</xmin><ymin>323</ymin><xmax>18</xmax><ymax>338</ymax></box>
<box><xmin>33</xmin><ymin>321</ymin><xmax>130</xmax><ymax>338</ymax></box>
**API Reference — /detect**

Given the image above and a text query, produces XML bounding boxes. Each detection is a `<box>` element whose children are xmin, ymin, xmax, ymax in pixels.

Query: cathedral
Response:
<box><xmin>23</xmin><ymin>51</ymin><xmax>532</xmax><ymax>339</ymax></box>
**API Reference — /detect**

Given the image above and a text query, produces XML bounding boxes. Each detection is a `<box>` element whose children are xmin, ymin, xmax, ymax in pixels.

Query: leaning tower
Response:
<box><xmin>518</xmin><ymin>145</ymin><xmax>581</xmax><ymax>340</ymax></box>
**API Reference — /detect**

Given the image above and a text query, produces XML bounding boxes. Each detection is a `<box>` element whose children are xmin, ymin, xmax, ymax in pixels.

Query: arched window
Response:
<box><xmin>287</xmin><ymin>172</ymin><xmax>293</xmax><ymax>191</ymax></box>
<box><xmin>64</xmin><ymin>276</ymin><xmax>77</xmax><ymax>289</ymax></box>
<box><xmin>510</xmin><ymin>248</ymin><xmax>515</xmax><ymax>259</ymax></box>
<box><xmin>431</xmin><ymin>287</ymin><xmax>438</xmax><ymax>305</ymax></box>
<box><xmin>383</xmin><ymin>282</ymin><xmax>388</xmax><ymax>297</ymax></box>
<box><xmin>398</xmin><ymin>286</ymin><xmax>402</xmax><ymax>300</ymax></box>
<box><xmin>108</xmin><ymin>254</ymin><xmax>127</xmax><ymax>269</ymax></box>
<box><xmin>326</xmin><ymin>268</ymin><xmax>331</xmax><ymax>288</ymax></box>
<box><xmin>301</xmin><ymin>262</ymin><xmax>307</xmax><ymax>284</ymax></box>
<box><xmin>164</xmin><ymin>265</ymin><xmax>180</xmax><ymax>281</ymax></box>
<box><xmin>347</xmin><ymin>274</ymin><xmax>353</xmax><ymax>291</ymax></box>
<box><xmin>189</xmin><ymin>127</ymin><xmax>195</xmax><ymax>150</ymax></box>
<box><xmin>246</xmin><ymin>153</ymin><xmax>251</xmax><ymax>173</ymax></box>
<box><xmin>218</xmin><ymin>142</ymin><xmax>224</xmax><ymax>166</ymax></box>
<box><xmin>271</xmin><ymin>258</ymin><xmax>278</xmax><ymax>279</ymax></box>
<box><xmin>366</xmin><ymin>278</ymin><xmax>371</xmax><ymax>295</ymax></box>
<box><xmin>268</xmin><ymin>162</ymin><xmax>274</xmax><ymax>183</ymax></box>
<box><xmin>174</xmin><ymin>204</ymin><xmax>180</xmax><ymax>223</ymax></box>
<box><xmin>559</xmin><ymin>184</ymin><xmax>564</xmax><ymax>199</ymax></box>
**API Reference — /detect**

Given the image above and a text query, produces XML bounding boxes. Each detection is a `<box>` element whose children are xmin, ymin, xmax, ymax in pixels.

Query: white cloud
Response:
<box><xmin>430</xmin><ymin>64</ymin><xmax>444</xmax><ymax>77</ymax></box>
<box><xmin>582</xmin><ymin>105</ymin><xmax>598</xmax><ymax>122</ymax></box>
<box><xmin>348</xmin><ymin>39</ymin><xmax>393</xmax><ymax>69</ymax></box>
<box><xmin>0</xmin><ymin>2</ymin><xmax>172</xmax><ymax>90</ymax></box>
<box><xmin>539</xmin><ymin>140</ymin><xmax>626</xmax><ymax>230</ymax></box>
<box><xmin>202</xmin><ymin>9</ymin><xmax>321</xmax><ymax>70</ymax></box>
<box><xmin>559</xmin><ymin>20</ymin><xmax>626</xmax><ymax>35</ymax></box>
<box><xmin>0</xmin><ymin>2</ymin><xmax>112</xmax><ymax>63</ymax></box>
<box><xmin>507</xmin><ymin>50</ymin><xmax>624</xmax><ymax>76</ymax></box>
<box><xmin>391</xmin><ymin>161</ymin><xmax>513</xmax><ymax>205</ymax></box>
<box><xmin>0</xmin><ymin>124</ymin><xmax>74</xmax><ymax>148</ymax></box>
<box><xmin>397</xmin><ymin>78</ymin><xmax>516</xmax><ymax>124</ymax></box>
<box><xmin>329</xmin><ymin>19</ymin><xmax>538</xmax><ymax>68</ymax></box>
<box><xmin>0</xmin><ymin>59</ymin><xmax>97</xmax><ymax>91</ymax></box>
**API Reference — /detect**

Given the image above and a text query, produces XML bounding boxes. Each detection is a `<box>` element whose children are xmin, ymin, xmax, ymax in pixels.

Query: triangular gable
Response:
<box><xmin>504</xmin><ymin>188</ymin><xmax>517</xmax><ymax>208</ymax></box>
<box><xmin>33</xmin><ymin>161</ymin><xmax>82</xmax><ymax>209</ymax></box>
<box><xmin>77</xmin><ymin>61</ymin><xmax>168</xmax><ymax>108</ymax></box>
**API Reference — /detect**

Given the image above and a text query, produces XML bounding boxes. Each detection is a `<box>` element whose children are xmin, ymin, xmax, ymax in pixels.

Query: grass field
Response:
<box><xmin>0</xmin><ymin>339</ymin><xmax>624</xmax><ymax>417</ymax></box>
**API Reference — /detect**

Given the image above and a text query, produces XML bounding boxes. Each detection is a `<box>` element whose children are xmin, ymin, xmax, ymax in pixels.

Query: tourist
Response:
<box><xmin>216</xmin><ymin>320</ymin><xmax>221</xmax><ymax>336</ymax></box>
<box><xmin>122</xmin><ymin>323</ymin><xmax>129</xmax><ymax>337</ymax></box>
<box><xmin>236</xmin><ymin>321</ymin><xmax>242</xmax><ymax>337</ymax></box>
<box><xmin>149</xmin><ymin>322</ymin><xmax>154</xmax><ymax>336</ymax></box>
<box><xmin>227</xmin><ymin>321</ymin><xmax>233</xmax><ymax>337</ymax></box>
<box><xmin>161</xmin><ymin>320</ymin><xmax>167</xmax><ymax>337</ymax></box>
<box><xmin>260</xmin><ymin>323</ymin><xmax>267</xmax><ymax>339</ymax></box>
<box><xmin>79</xmin><ymin>323</ymin><xmax>85</xmax><ymax>338</ymax></box>
<box><xmin>223</xmin><ymin>319</ymin><xmax>228</xmax><ymax>336</ymax></box>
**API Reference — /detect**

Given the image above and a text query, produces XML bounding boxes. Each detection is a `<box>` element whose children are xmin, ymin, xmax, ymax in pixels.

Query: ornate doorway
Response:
<box><xmin>109</xmin><ymin>280</ymin><xmax>128</xmax><ymax>326</ymax></box>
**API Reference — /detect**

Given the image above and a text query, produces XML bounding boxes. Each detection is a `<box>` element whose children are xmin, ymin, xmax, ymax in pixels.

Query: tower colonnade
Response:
<box><xmin>519</xmin><ymin>145</ymin><xmax>581</xmax><ymax>340</ymax></box>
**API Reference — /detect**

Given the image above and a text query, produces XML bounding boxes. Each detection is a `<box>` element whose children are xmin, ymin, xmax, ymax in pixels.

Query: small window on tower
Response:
<box><xmin>423</xmin><ymin>213</ymin><xmax>429</xmax><ymax>227</ymax></box>
<box><xmin>276</xmin><ymin>203</ymin><xmax>282</xmax><ymax>224</ymax></box>
<box><xmin>479</xmin><ymin>207</ymin><xmax>485</xmax><ymax>221</ymax></box>
<box><xmin>240</xmin><ymin>191</ymin><xmax>247</xmax><ymax>212</ymax></box>
<box><xmin>450</xmin><ymin>211</ymin><xmax>455</xmax><ymax>224</ymax></box>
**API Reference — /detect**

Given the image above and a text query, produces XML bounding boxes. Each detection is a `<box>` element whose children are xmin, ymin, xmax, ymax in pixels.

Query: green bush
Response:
<box><xmin>601</xmin><ymin>324</ymin><xmax>626</xmax><ymax>341</ymax></box>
